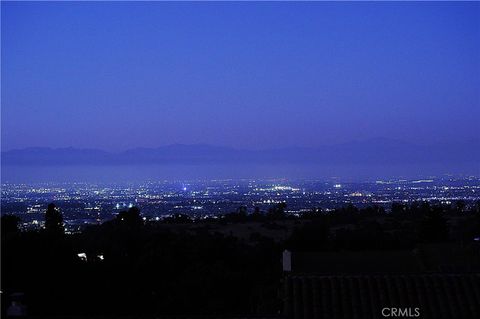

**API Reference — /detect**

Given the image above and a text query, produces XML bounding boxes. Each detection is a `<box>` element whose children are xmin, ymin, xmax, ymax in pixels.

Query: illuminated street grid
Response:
<box><xmin>2</xmin><ymin>177</ymin><xmax>479</xmax><ymax>232</ymax></box>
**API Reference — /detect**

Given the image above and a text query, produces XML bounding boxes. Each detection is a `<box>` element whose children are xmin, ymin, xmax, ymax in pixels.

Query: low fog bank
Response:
<box><xmin>2</xmin><ymin>162</ymin><xmax>478</xmax><ymax>183</ymax></box>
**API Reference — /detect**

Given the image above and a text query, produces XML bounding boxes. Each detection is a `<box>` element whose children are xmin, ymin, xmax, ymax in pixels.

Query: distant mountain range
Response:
<box><xmin>2</xmin><ymin>138</ymin><xmax>480</xmax><ymax>168</ymax></box>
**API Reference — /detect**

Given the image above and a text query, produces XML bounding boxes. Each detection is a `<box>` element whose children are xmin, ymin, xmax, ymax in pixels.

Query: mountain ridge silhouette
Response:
<box><xmin>2</xmin><ymin>138</ymin><xmax>479</xmax><ymax>167</ymax></box>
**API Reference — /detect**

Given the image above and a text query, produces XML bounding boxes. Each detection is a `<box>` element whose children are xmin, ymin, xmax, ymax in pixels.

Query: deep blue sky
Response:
<box><xmin>2</xmin><ymin>2</ymin><xmax>479</xmax><ymax>151</ymax></box>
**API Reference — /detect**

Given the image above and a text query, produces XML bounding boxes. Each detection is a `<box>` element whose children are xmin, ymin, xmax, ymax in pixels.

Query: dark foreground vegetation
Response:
<box><xmin>2</xmin><ymin>201</ymin><xmax>480</xmax><ymax>317</ymax></box>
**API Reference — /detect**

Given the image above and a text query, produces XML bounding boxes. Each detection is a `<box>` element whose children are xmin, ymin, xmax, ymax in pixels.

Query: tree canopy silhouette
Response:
<box><xmin>267</xmin><ymin>202</ymin><xmax>286</xmax><ymax>219</ymax></box>
<box><xmin>115</xmin><ymin>206</ymin><xmax>143</xmax><ymax>227</ymax></box>
<box><xmin>45</xmin><ymin>203</ymin><xmax>64</xmax><ymax>235</ymax></box>
<box><xmin>419</xmin><ymin>207</ymin><xmax>449</xmax><ymax>242</ymax></box>
<box><xmin>1</xmin><ymin>214</ymin><xmax>21</xmax><ymax>235</ymax></box>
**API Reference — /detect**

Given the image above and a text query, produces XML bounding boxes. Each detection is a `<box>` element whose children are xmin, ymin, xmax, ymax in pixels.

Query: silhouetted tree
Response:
<box><xmin>237</xmin><ymin>205</ymin><xmax>247</xmax><ymax>215</ymax></box>
<box><xmin>267</xmin><ymin>203</ymin><xmax>286</xmax><ymax>219</ymax></box>
<box><xmin>329</xmin><ymin>204</ymin><xmax>360</xmax><ymax>225</ymax></box>
<box><xmin>287</xmin><ymin>217</ymin><xmax>330</xmax><ymax>251</ymax></box>
<box><xmin>301</xmin><ymin>207</ymin><xmax>323</xmax><ymax>220</ymax></box>
<box><xmin>362</xmin><ymin>205</ymin><xmax>385</xmax><ymax>217</ymax></box>
<box><xmin>471</xmin><ymin>208</ymin><xmax>480</xmax><ymax>240</ymax></box>
<box><xmin>1</xmin><ymin>214</ymin><xmax>21</xmax><ymax>235</ymax></box>
<box><xmin>251</xmin><ymin>206</ymin><xmax>263</xmax><ymax>221</ymax></box>
<box><xmin>391</xmin><ymin>202</ymin><xmax>407</xmax><ymax>214</ymax></box>
<box><xmin>455</xmin><ymin>200</ymin><xmax>466</xmax><ymax>212</ymax></box>
<box><xmin>45</xmin><ymin>203</ymin><xmax>63</xmax><ymax>235</ymax></box>
<box><xmin>224</xmin><ymin>206</ymin><xmax>249</xmax><ymax>222</ymax></box>
<box><xmin>116</xmin><ymin>207</ymin><xmax>143</xmax><ymax>227</ymax></box>
<box><xmin>419</xmin><ymin>208</ymin><xmax>449</xmax><ymax>242</ymax></box>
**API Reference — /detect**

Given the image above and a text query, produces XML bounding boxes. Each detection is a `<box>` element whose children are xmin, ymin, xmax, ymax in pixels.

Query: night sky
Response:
<box><xmin>2</xmin><ymin>2</ymin><xmax>479</xmax><ymax>151</ymax></box>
